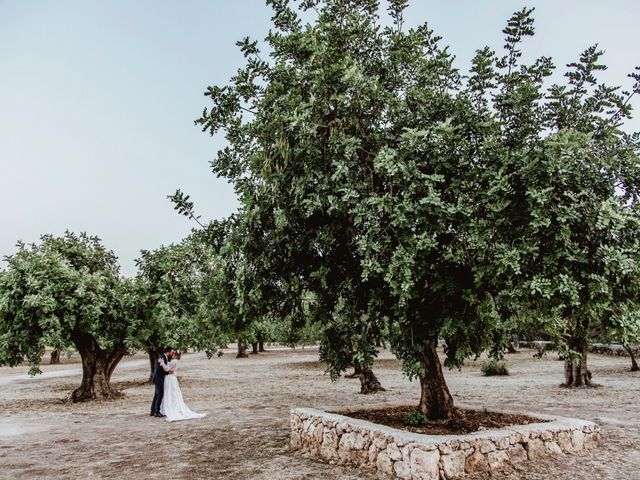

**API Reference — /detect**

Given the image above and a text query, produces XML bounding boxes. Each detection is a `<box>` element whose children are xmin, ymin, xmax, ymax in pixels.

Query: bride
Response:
<box><xmin>159</xmin><ymin>351</ymin><xmax>206</xmax><ymax>422</ymax></box>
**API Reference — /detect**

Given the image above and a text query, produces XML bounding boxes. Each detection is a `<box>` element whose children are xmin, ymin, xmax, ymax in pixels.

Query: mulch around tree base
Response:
<box><xmin>338</xmin><ymin>406</ymin><xmax>546</xmax><ymax>436</ymax></box>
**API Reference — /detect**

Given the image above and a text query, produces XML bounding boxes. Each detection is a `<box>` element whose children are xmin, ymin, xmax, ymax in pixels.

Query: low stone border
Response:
<box><xmin>290</xmin><ymin>406</ymin><xmax>600</xmax><ymax>479</ymax></box>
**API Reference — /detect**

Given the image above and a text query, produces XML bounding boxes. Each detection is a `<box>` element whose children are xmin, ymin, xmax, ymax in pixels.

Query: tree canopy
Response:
<box><xmin>134</xmin><ymin>227</ymin><xmax>232</xmax><ymax>376</ymax></box>
<box><xmin>0</xmin><ymin>232</ymin><xmax>142</xmax><ymax>401</ymax></box>
<box><xmin>197</xmin><ymin>0</ymin><xmax>640</xmax><ymax>418</ymax></box>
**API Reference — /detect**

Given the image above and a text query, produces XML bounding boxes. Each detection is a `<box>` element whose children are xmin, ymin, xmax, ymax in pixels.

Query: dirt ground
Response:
<box><xmin>1</xmin><ymin>347</ymin><xmax>639</xmax><ymax>480</ymax></box>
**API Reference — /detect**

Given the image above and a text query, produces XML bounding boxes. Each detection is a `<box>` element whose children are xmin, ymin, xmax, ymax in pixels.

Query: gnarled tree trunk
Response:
<box><xmin>623</xmin><ymin>344</ymin><xmax>639</xmax><ymax>372</ymax></box>
<box><xmin>345</xmin><ymin>362</ymin><xmax>361</xmax><ymax>378</ymax></box>
<box><xmin>236</xmin><ymin>337</ymin><xmax>248</xmax><ymax>358</ymax></box>
<box><xmin>50</xmin><ymin>349</ymin><xmax>60</xmax><ymax>364</ymax></box>
<box><xmin>418</xmin><ymin>342</ymin><xmax>455</xmax><ymax>419</ymax></box>
<box><xmin>71</xmin><ymin>332</ymin><xmax>126</xmax><ymax>402</ymax></box>
<box><xmin>357</xmin><ymin>365</ymin><xmax>385</xmax><ymax>394</ymax></box>
<box><xmin>258</xmin><ymin>341</ymin><xmax>265</xmax><ymax>352</ymax></box>
<box><xmin>251</xmin><ymin>342</ymin><xmax>259</xmax><ymax>354</ymax></box>
<box><xmin>563</xmin><ymin>338</ymin><xmax>592</xmax><ymax>387</ymax></box>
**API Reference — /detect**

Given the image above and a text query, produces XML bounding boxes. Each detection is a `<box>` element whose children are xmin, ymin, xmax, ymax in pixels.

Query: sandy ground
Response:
<box><xmin>0</xmin><ymin>347</ymin><xmax>639</xmax><ymax>480</ymax></box>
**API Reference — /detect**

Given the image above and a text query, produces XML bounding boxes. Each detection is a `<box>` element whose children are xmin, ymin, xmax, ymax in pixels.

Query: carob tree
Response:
<box><xmin>196</xmin><ymin>0</ymin><xmax>640</xmax><ymax>416</ymax></box>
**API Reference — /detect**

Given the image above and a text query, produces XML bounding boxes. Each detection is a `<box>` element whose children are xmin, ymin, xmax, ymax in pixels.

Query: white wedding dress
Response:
<box><xmin>160</xmin><ymin>359</ymin><xmax>206</xmax><ymax>422</ymax></box>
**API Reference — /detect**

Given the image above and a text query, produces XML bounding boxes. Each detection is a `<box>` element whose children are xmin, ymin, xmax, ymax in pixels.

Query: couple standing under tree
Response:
<box><xmin>150</xmin><ymin>347</ymin><xmax>206</xmax><ymax>422</ymax></box>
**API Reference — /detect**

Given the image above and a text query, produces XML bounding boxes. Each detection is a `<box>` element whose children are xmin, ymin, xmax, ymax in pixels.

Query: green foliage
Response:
<box><xmin>168</xmin><ymin>189</ymin><xmax>206</xmax><ymax>228</ymax></box>
<box><xmin>194</xmin><ymin>0</ymin><xmax>640</xmax><ymax>409</ymax></box>
<box><xmin>481</xmin><ymin>359</ymin><xmax>509</xmax><ymax>377</ymax></box>
<box><xmin>405</xmin><ymin>410</ymin><xmax>427</xmax><ymax>427</ymax></box>
<box><xmin>603</xmin><ymin>307</ymin><xmax>640</xmax><ymax>351</ymax></box>
<box><xmin>0</xmin><ymin>232</ymin><xmax>140</xmax><ymax>375</ymax></box>
<box><xmin>134</xmin><ymin>223</ymin><xmax>235</xmax><ymax>358</ymax></box>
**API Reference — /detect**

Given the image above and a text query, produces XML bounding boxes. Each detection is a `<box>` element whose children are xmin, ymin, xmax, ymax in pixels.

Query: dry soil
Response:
<box><xmin>0</xmin><ymin>347</ymin><xmax>638</xmax><ymax>479</ymax></box>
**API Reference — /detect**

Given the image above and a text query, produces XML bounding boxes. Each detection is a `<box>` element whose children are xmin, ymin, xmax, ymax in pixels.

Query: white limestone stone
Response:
<box><xmin>440</xmin><ymin>450</ymin><xmax>465</xmax><ymax>479</ymax></box>
<box><xmin>410</xmin><ymin>447</ymin><xmax>440</xmax><ymax>480</ymax></box>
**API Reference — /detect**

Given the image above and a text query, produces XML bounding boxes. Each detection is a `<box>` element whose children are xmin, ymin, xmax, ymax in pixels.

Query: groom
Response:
<box><xmin>150</xmin><ymin>346</ymin><xmax>174</xmax><ymax>417</ymax></box>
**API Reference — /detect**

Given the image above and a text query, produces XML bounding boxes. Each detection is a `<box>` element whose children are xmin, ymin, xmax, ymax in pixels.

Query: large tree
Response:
<box><xmin>197</xmin><ymin>0</ymin><xmax>397</xmax><ymax>393</ymax></box>
<box><xmin>134</xmin><ymin>229</ymin><xmax>229</xmax><ymax>380</ymax></box>
<box><xmin>197</xmin><ymin>0</ymin><xmax>640</xmax><ymax>417</ymax></box>
<box><xmin>471</xmin><ymin>24</ymin><xmax>640</xmax><ymax>387</ymax></box>
<box><xmin>0</xmin><ymin>232</ymin><xmax>142</xmax><ymax>401</ymax></box>
<box><xmin>500</xmin><ymin>131</ymin><xmax>640</xmax><ymax>386</ymax></box>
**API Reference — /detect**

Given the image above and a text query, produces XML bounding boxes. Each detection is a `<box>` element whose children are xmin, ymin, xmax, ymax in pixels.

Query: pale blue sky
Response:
<box><xmin>1</xmin><ymin>1</ymin><xmax>638</xmax><ymax>276</ymax></box>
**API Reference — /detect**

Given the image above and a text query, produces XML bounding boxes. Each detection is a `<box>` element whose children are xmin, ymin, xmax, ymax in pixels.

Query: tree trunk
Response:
<box><xmin>71</xmin><ymin>333</ymin><xmax>126</xmax><ymax>402</ymax></box>
<box><xmin>147</xmin><ymin>349</ymin><xmax>157</xmax><ymax>383</ymax></box>
<box><xmin>258</xmin><ymin>341</ymin><xmax>265</xmax><ymax>352</ymax></box>
<box><xmin>236</xmin><ymin>337</ymin><xmax>248</xmax><ymax>358</ymax></box>
<box><xmin>357</xmin><ymin>366</ymin><xmax>385</xmax><ymax>394</ymax></box>
<box><xmin>251</xmin><ymin>342</ymin><xmax>259</xmax><ymax>354</ymax></box>
<box><xmin>563</xmin><ymin>338</ymin><xmax>592</xmax><ymax>387</ymax></box>
<box><xmin>418</xmin><ymin>343</ymin><xmax>455</xmax><ymax>420</ymax></box>
<box><xmin>623</xmin><ymin>344</ymin><xmax>639</xmax><ymax>372</ymax></box>
<box><xmin>345</xmin><ymin>362</ymin><xmax>361</xmax><ymax>379</ymax></box>
<box><xmin>50</xmin><ymin>349</ymin><xmax>60</xmax><ymax>364</ymax></box>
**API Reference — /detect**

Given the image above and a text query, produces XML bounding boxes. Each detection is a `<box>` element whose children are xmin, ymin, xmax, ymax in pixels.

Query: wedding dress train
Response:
<box><xmin>160</xmin><ymin>359</ymin><xmax>206</xmax><ymax>422</ymax></box>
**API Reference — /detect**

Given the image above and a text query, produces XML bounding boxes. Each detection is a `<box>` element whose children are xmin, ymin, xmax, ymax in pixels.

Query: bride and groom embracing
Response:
<box><xmin>150</xmin><ymin>347</ymin><xmax>206</xmax><ymax>422</ymax></box>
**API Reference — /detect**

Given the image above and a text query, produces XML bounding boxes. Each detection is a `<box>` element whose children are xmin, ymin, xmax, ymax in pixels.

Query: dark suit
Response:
<box><xmin>150</xmin><ymin>353</ymin><xmax>169</xmax><ymax>415</ymax></box>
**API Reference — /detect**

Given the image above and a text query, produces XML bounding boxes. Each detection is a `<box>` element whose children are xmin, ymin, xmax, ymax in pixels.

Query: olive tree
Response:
<box><xmin>0</xmin><ymin>232</ymin><xmax>142</xmax><ymax>401</ymax></box>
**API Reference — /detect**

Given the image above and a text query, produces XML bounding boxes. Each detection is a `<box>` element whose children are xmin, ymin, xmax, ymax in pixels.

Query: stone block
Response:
<box><xmin>439</xmin><ymin>444</ymin><xmax>453</xmax><ymax>455</ymax></box>
<box><xmin>338</xmin><ymin>432</ymin><xmax>366</xmax><ymax>463</ymax></box>
<box><xmin>290</xmin><ymin>431</ymin><xmax>301</xmax><ymax>450</ymax></box>
<box><xmin>571</xmin><ymin>430</ymin><xmax>585</xmax><ymax>450</ymax></box>
<box><xmin>487</xmin><ymin>450</ymin><xmax>510</xmax><ymax>472</ymax></box>
<box><xmin>290</xmin><ymin>415</ymin><xmax>302</xmax><ymax>430</ymax></box>
<box><xmin>401</xmin><ymin>444</ymin><xmax>412</xmax><ymax>461</ymax></box>
<box><xmin>495</xmin><ymin>436</ymin><xmax>510</xmax><ymax>450</ymax></box>
<box><xmin>320</xmin><ymin>430</ymin><xmax>339</xmax><ymax>460</ymax></box>
<box><xmin>440</xmin><ymin>450</ymin><xmax>465</xmax><ymax>479</ymax></box>
<box><xmin>465</xmin><ymin>450</ymin><xmax>490</xmax><ymax>475</ymax></box>
<box><xmin>373</xmin><ymin>433</ymin><xmax>388</xmax><ymax>450</ymax></box>
<box><xmin>509</xmin><ymin>433</ymin><xmax>523</xmax><ymax>445</ymax></box>
<box><xmin>541</xmin><ymin>430</ymin><xmax>553</xmax><ymax>441</ymax></box>
<box><xmin>557</xmin><ymin>431</ymin><xmax>573</xmax><ymax>452</ymax></box>
<box><xmin>479</xmin><ymin>439</ymin><xmax>496</xmax><ymax>454</ymax></box>
<box><xmin>507</xmin><ymin>444</ymin><xmax>527</xmax><ymax>464</ymax></box>
<box><xmin>525</xmin><ymin>438</ymin><xmax>545</xmax><ymax>460</ymax></box>
<box><xmin>368</xmin><ymin>444</ymin><xmax>379</xmax><ymax>464</ymax></box>
<box><xmin>387</xmin><ymin>442</ymin><xmax>403</xmax><ymax>461</ymax></box>
<box><xmin>393</xmin><ymin>460</ymin><xmax>412</xmax><ymax>480</ymax></box>
<box><xmin>410</xmin><ymin>448</ymin><xmax>440</xmax><ymax>480</ymax></box>
<box><xmin>376</xmin><ymin>451</ymin><xmax>393</xmax><ymax>475</ymax></box>
<box><xmin>545</xmin><ymin>441</ymin><xmax>563</xmax><ymax>456</ymax></box>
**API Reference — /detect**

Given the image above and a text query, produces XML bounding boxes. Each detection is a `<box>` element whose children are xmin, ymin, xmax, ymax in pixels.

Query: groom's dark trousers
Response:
<box><xmin>150</xmin><ymin>353</ymin><xmax>168</xmax><ymax>415</ymax></box>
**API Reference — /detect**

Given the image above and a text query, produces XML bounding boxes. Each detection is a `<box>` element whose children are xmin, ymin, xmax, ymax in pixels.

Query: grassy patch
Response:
<box><xmin>481</xmin><ymin>359</ymin><xmax>509</xmax><ymax>376</ymax></box>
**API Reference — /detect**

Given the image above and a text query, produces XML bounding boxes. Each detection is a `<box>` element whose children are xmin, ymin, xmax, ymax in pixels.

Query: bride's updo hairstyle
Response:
<box><xmin>174</xmin><ymin>351</ymin><xmax>182</xmax><ymax>360</ymax></box>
